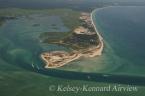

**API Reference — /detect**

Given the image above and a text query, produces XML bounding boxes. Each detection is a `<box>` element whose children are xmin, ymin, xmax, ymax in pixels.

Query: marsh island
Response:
<box><xmin>41</xmin><ymin>11</ymin><xmax>104</xmax><ymax>68</ymax></box>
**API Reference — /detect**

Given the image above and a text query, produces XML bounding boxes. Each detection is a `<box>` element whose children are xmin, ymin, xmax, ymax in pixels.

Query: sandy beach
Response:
<box><xmin>89</xmin><ymin>9</ymin><xmax>104</xmax><ymax>56</ymax></box>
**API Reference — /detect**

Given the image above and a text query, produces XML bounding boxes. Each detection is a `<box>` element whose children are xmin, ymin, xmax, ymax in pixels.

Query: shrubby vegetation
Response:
<box><xmin>40</xmin><ymin>32</ymin><xmax>99</xmax><ymax>50</ymax></box>
<box><xmin>63</xmin><ymin>33</ymin><xmax>99</xmax><ymax>49</ymax></box>
<box><xmin>39</xmin><ymin>32</ymin><xmax>70</xmax><ymax>43</ymax></box>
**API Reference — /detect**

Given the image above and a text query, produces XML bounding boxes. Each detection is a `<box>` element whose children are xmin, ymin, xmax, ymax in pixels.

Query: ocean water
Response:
<box><xmin>60</xmin><ymin>6</ymin><xmax>145</xmax><ymax>77</ymax></box>
<box><xmin>1</xmin><ymin>6</ymin><xmax>145</xmax><ymax>96</ymax></box>
<box><xmin>93</xmin><ymin>6</ymin><xmax>145</xmax><ymax>76</ymax></box>
<box><xmin>0</xmin><ymin>6</ymin><xmax>145</xmax><ymax>78</ymax></box>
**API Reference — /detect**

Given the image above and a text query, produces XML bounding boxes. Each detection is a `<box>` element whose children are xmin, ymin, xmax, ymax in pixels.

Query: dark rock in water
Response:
<box><xmin>32</xmin><ymin>24</ymin><xmax>40</xmax><ymax>27</ymax></box>
<box><xmin>0</xmin><ymin>16</ymin><xmax>17</xmax><ymax>20</ymax></box>
<box><xmin>51</xmin><ymin>24</ymin><xmax>57</xmax><ymax>26</ymax></box>
<box><xmin>0</xmin><ymin>16</ymin><xmax>17</xmax><ymax>26</ymax></box>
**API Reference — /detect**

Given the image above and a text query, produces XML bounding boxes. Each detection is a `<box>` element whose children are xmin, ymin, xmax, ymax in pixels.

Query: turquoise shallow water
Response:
<box><xmin>0</xmin><ymin>6</ymin><xmax>145</xmax><ymax>77</ymax></box>
<box><xmin>1</xmin><ymin>7</ymin><xmax>145</xmax><ymax>96</ymax></box>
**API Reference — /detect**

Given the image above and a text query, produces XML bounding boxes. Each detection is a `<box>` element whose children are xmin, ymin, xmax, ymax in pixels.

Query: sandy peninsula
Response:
<box><xmin>41</xmin><ymin>10</ymin><xmax>104</xmax><ymax>68</ymax></box>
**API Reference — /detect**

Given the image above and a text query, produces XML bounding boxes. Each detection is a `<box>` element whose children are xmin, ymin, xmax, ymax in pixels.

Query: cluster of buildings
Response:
<box><xmin>74</xmin><ymin>12</ymin><xmax>96</xmax><ymax>35</ymax></box>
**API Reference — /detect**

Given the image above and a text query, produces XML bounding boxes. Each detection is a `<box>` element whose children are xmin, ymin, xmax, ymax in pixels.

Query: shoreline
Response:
<box><xmin>41</xmin><ymin>9</ymin><xmax>104</xmax><ymax>68</ymax></box>
<box><xmin>90</xmin><ymin>9</ymin><xmax>104</xmax><ymax>56</ymax></box>
<box><xmin>41</xmin><ymin>51</ymin><xmax>82</xmax><ymax>68</ymax></box>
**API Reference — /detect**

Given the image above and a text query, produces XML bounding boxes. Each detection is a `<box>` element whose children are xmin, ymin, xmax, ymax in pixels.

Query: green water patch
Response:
<box><xmin>6</xmin><ymin>48</ymin><xmax>33</xmax><ymax>64</ymax></box>
<box><xmin>0</xmin><ymin>37</ymin><xmax>15</xmax><ymax>50</ymax></box>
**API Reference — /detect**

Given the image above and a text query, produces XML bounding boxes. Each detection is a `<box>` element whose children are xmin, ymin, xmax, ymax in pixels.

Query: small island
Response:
<box><xmin>41</xmin><ymin>11</ymin><xmax>104</xmax><ymax>68</ymax></box>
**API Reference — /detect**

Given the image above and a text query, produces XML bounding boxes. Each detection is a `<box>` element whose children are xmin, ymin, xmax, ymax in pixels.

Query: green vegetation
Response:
<box><xmin>61</xmin><ymin>11</ymin><xmax>80</xmax><ymax>30</ymax></box>
<box><xmin>63</xmin><ymin>33</ymin><xmax>99</xmax><ymax>49</ymax></box>
<box><xmin>39</xmin><ymin>32</ymin><xmax>99</xmax><ymax>50</ymax></box>
<box><xmin>39</xmin><ymin>32</ymin><xmax>70</xmax><ymax>43</ymax></box>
